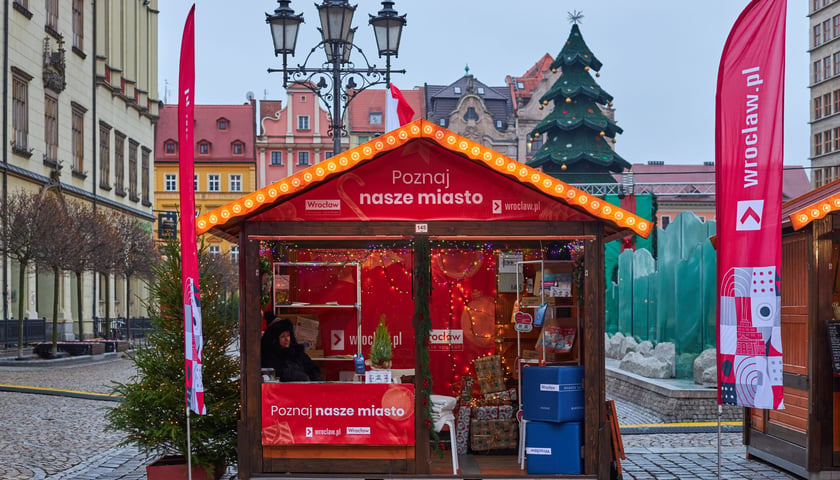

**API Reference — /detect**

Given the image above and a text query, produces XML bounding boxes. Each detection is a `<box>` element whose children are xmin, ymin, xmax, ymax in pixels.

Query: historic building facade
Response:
<box><xmin>810</xmin><ymin>0</ymin><xmax>840</xmax><ymax>187</ymax></box>
<box><xmin>3</xmin><ymin>0</ymin><xmax>159</xmax><ymax>339</ymax></box>
<box><xmin>255</xmin><ymin>84</ymin><xmax>334</xmax><ymax>189</ymax></box>
<box><xmin>154</xmin><ymin>102</ymin><xmax>256</xmax><ymax>260</ymax></box>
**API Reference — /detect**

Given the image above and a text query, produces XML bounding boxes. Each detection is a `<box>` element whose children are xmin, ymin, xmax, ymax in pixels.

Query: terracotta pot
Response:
<box><xmin>371</xmin><ymin>360</ymin><xmax>392</xmax><ymax>370</ymax></box>
<box><xmin>146</xmin><ymin>456</ymin><xmax>224</xmax><ymax>480</ymax></box>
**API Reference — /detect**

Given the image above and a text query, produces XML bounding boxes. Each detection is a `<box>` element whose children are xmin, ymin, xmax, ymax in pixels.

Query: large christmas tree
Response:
<box><xmin>528</xmin><ymin>14</ymin><xmax>630</xmax><ymax>184</ymax></box>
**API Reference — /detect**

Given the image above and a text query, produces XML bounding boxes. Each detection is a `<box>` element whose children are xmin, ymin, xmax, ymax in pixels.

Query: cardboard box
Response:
<box><xmin>525</xmin><ymin>421</ymin><xmax>582</xmax><ymax>474</ymax></box>
<box><xmin>522</xmin><ymin>366</ymin><xmax>584</xmax><ymax>422</ymax></box>
<box><xmin>470</xmin><ymin>418</ymin><xmax>518</xmax><ymax>451</ymax></box>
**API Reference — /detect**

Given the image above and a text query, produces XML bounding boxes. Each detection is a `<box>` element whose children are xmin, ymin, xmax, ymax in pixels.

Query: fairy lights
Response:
<box><xmin>195</xmin><ymin>119</ymin><xmax>651</xmax><ymax>237</ymax></box>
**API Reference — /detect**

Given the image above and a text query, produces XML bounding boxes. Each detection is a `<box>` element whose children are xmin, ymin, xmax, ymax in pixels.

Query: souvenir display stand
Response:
<box><xmin>195</xmin><ymin>120</ymin><xmax>651</xmax><ymax>479</ymax></box>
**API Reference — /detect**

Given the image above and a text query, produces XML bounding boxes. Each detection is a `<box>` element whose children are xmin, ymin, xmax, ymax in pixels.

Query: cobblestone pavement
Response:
<box><xmin>0</xmin><ymin>352</ymin><xmax>801</xmax><ymax>480</ymax></box>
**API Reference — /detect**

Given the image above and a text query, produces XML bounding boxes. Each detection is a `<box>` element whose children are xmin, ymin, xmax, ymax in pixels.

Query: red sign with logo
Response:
<box><xmin>252</xmin><ymin>143</ymin><xmax>593</xmax><ymax>222</ymax></box>
<box><xmin>262</xmin><ymin>383</ymin><xmax>415</xmax><ymax>445</ymax></box>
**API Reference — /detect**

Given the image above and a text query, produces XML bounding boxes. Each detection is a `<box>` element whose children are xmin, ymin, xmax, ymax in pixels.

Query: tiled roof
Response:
<box><xmin>346</xmin><ymin>87</ymin><xmax>424</xmax><ymax>132</ymax></box>
<box><xmin>426</xmin><ymin>76</ymin><xmax>513</xmax><ymax>124</ymax></box>
<box><xmin>155</xmin><ymin>103</ymin><xmax>255</xmax><ymax>163</ymax></box>
<box><xmin>196</xmin><ymin>119</ymin><xmax>651</xmax><ymax>238</ymax></box>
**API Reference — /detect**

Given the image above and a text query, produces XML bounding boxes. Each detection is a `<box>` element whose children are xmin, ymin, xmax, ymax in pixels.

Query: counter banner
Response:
<box><xmin>262</xmin><ymin>383</ymin><xmax>415</xmax><ymax>445</ymax></box>
<box><xmin>715</xmin><ymin>0</ymin><xmax>786</xmax><ymax>409</ymax></box>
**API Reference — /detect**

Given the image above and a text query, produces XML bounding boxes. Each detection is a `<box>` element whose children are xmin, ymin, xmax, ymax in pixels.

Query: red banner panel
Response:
<box><xmin>252</xmin><ymin>144</ymin><xmax>594</xmax><ymax>222</ymax></box>
<box><xmin>262</xmin><ymin>383</ymin><xmax>415</xmax><ymax>445</ymax></box>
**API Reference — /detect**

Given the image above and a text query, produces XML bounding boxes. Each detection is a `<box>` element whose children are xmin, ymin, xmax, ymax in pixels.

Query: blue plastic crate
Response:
<box><xmin>525</xmin><ymin>420</ymin><xmax>583</xmax><ymax>475</ymax></box>
<box><xmin>522</xmin><ymin>365</ymin><xmax>584</xmax><ymax>422</ymax></box>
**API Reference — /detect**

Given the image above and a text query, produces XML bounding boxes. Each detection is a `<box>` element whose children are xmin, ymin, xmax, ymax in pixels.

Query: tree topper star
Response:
<box><xmin>568</xmin><ymin>10</ymin><xmax>584</xmax><ymax>24</ymax></box>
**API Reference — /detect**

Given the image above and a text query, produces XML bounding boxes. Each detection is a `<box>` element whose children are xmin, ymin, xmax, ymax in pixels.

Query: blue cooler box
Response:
<box><xmin>522</xmin><ymin>365</ymin><xmax>584</xmax><ymax>422</ymax></box>
<box><xmin>525</xmin><ymin>420</ymin><xmax>583</xmax><ymax>475</ymax></box>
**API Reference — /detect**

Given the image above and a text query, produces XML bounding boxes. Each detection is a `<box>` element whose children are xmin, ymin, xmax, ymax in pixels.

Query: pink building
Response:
<box><xmin>256</xmin><ymin>84</ymin><xmax>336</xmax><ymax>188</ymax></box>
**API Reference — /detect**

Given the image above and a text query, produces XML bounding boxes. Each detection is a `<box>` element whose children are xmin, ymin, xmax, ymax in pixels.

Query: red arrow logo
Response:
<box><xmin>332</xmin><ymin>333</ymin><xmax>342</xmax><ymax>347</ymax></box>
<box><xmin>740</xmin><ymin>207</ymin><xmax>761</xmax><ymax>225</ymax></box>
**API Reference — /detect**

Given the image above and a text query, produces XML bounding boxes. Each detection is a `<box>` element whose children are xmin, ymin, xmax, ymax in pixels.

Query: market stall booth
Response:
<box><xmin>744</xmin><ymin>181</ymin><xmax>840</xmax><ymax>478</ymax></box>
<box><xmin>197</xmin><ymin>120</ymin><xmax>651</xmax><ymax>479</ymax></box>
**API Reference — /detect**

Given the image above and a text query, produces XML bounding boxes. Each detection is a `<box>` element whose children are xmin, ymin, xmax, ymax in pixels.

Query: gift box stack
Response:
<box><xmin>469</xmin><ymin>355</ymin><xmax>518</xmax><ymax>452</ymax></box>
<box><xmin>454</xmin><ymin>377</ymin><xmax>473</xmax><ymax>454</ymax></box>
<box><xmin>521</xmin><ymin>365</ymin><xmax>584</xmax><ymax>475</ymax></box>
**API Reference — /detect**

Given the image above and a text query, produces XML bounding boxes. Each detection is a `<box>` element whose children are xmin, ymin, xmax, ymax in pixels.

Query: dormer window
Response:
<box><xmin>232</xmin><ymin>141</ymin><xmax>244</xmax><ymax>155</ymax></box>
<box><xmin>453</xmin><ymin>86</ymin><xmax>462</xmax><ymax>94</ymax></box>
<box><xmin>516</xmin><ymin>81</ymin><xmax>525</xmax><ymax>89</ymax></box>
<box><xmin>217</xmin><ymin>118</ymin><xmax>229</xmax><ymax>130</ymax></box>
<box><xmin>369</xmin><ymin>112</ymin><xmax>382</xmax><ymax>125</ymax></box>
<box><xmin>300</xmin><ymin>94</ymin><xmax>307</xmax><ymax>102</ymax></box>
<box><xmin>164</xmin><ymin>140</ymin><xmax>176</xmax><ymax>154</ymax></box>
<box><xmin>198</xmin><ymin>141</ymin><xmax>210</xmax><ymax>155</ymax></box>
<box><xmin>477</xmin><ymin>87</ymin><xmax>485</xmax><ymax>95</ymax></box>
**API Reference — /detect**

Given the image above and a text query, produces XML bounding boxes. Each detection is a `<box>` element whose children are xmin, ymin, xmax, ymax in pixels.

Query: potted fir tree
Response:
<box><xmin>106</xmin><ymin>240</ymin><xmax>240</xmax><ymax>480</ymax></box>
<box><xmin>370</xmin><ymin>314</ymin><xmax>393</xmax><ymax>370</ymax></box>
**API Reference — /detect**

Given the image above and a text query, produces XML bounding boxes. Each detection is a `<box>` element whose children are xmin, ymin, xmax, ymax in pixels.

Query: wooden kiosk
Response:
<box><xmin>197</xmin><ymin>120</ymin><xmax>651</xmax><ymax>479</ymax></box>
<box><xmin>741</xmin><ymin>181</ymin><xmax>840</xmax><ymax>478</ymax></box>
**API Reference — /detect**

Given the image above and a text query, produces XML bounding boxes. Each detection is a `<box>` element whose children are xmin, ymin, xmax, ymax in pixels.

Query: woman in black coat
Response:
<box><xmin>261</xmin><ymin>318</ymin><xmax>321</xmax><ymax>382</ymax></box>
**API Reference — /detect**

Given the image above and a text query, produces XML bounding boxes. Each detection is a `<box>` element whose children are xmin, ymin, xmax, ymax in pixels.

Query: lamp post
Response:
<box><xmin>266</xmin><ymin>0</ymin><xmax>406</xmax><ymax>156</ymax></box>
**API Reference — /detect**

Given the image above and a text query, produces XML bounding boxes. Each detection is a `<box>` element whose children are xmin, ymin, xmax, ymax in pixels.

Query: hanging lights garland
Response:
<box><xmin>411</xmin><ymin>236</ymin><xmax>440</xmax><ymax>451</ymax></box>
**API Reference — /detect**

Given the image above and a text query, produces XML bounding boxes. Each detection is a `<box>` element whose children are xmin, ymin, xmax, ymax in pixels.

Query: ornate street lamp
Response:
<box><xmin>266</xmin><ymin>0</ymin><xmax>406</xmax><ymax>156</ymax></box>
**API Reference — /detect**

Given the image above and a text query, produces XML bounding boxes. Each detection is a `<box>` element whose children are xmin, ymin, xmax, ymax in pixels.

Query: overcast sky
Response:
<box><xmin>157</xmin><ymin>1</ymin><xmax>810</xmax><ymax>168</ymax></box>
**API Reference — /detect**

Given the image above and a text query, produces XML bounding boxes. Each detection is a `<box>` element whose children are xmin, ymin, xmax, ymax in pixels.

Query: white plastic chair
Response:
<box><xmin>430</xmin><ymin>395</ymin><xmax>459</xmax><ymax>475</ymax></box>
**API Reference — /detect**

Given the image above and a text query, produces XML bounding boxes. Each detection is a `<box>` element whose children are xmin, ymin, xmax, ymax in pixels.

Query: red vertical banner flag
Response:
<box><xmin>715</xmin><ymin>0</ymin><xmax>786</xmax><ymax>410</ymax></box>
<box><xmin>178</xmin><ymin>5</ymin><xmax>205</xmax><ymax>415</ymax></box>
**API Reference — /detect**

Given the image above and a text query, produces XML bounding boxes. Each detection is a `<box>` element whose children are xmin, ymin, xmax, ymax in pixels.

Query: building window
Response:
<box><xmin>324</xmin><ymin>151</ymin><xmax>333</xmax><ymax>160</ymax></box>
<box><xmin>477</xmin><ymin>87</ymin><xmax>485</xmax><ymax>95</ymax></box>
<box><xmin>199</xmin><ymin>142</ymin><xmax>210</xmax><ymax>154</ymax></box>
<box><xmin>114</xmin><ymin>132</ymin><xmax>125</xmax><ymax>194</ymax></box>
<box><xmin>298</xmin><ymin>151</ymin><xmax>310</xmax><ymax>166</ymax></box>
<box><xmin>358</xmin><ymin>135</ymin><xmax>370</xmax><ymax>144</ymax></box>
<box><xmin>46</xmin><ymin>0</ymin><xmax>58</xmax><ymax>32</ymax></box>
<box><xmin>834</xmin><ymin>52</ymin><xmax>840</xmax><ymax>77</ymax></box>
<box><xmin>516</xmin><ymin>81</ymin><xmax>524</xmax><ymax>89</ymax></box>
<box><xmin>816</xmin><ymin>24</ymin><xmax>823</xmax><ymax>47</ymax></box>
<box><xmin>229</xmin><ymin>174</ymin><xmax>242</xmax><ymax>192</ymax></box>
<box><xmin>825</xmin><ymin>19</ymin><xmax>832</xmax><ymax>43</ymax></box>
<box><xmin>72</xmin><ymin>0</ymin><xmax>83</xmax><ymax>51</ymax></box>
<box><xmin>815</xmin><ymin>168</ymin><xmax>823</xmax><ymax>188</ymax></box>
<box><xmin>438</xmin><ymin>118</ymin><xmax>448</xmax><ymax>127</ymax></box>
<box><xmin>453</xmin><ymin>87</ymin><xmax>462</xmax><ymax>94</ymax></box>
<box><xmin>232</xmin><ymin>142</ymin><xmax>243</xmax><ymax>155</ymax></box>
<box><xmin>13</xmin><ymin>0</ymin><xmax>28</xmax><ymax>11</ymax></box>
<box><xmin>826</xmin><ymin>129</ymin><xmax>833</xmax><ymax>154</ymax></box>
<box><xmin>230</xmin><ymin>245</ymin><xmax>239</xmax><ymax>264</ymax></box>
<box><xmin>825</xmin><ymin>56</ymin><xmax>832</xmax><ymax>80</ymax></box>
<box><xmin>208</xmin><ymin>174</ymin><xmax>220</xmax><ymax>192</ymax></box>
<box><xmin>816</xmin><ymin>132</ymin><xmax>824</xmax><ymax>156</ymax></box>
<box><xmin>217</xmin><ymin>118</ymin><xmax>227</xmax><ymax>130</ymax></box>
<box><xmin>44</xmin><ymin>94</ymin><xmax>58</xmax><ymax>163</ymax></box>
<box><xmin>165</xmin><ymin>140</ymin><xmax>176</xmax><ymax>154</ymax></box>
<box><xmin>270</xmin><ymin>151</ymin><xmax>283</xmax><ymax>165</ymax></box>
<box><xmin>71</xmin><ymin>104</ymin><xmax>85</xmax><ymax>174</ymax></box>
<box><xmin>141</xmin><ymin>147</ymin><xmax>150</xmax><ymax>204</ymax></box>
<box><xmin>816</xmin><ymin>96</ymin><xmax>823</xmax><ymax>120</ymax></box>
<box><xmin>12</xmin><ymin>71</ymin><xmax>30</xmax><ymax>152</ymax></box>
<box><xmin>816</xmin><ymin>60</ymin><xmax>824</xmax><ymax>83</ymax></box>
<box><xmin>369</xmin><ymin>112</ymin><xmax>382</xmax><ymax>125</ymax></box>
<box><xmin>99</xmin><ymin>123</ymin><xmax>111</xmax><ymax>188</ymax></box>
<box><xmin>660</xmin><ymin>215</ymin><xmax>671</xmax><ymax>229</ymax></box>
<box><xmin>164</xmin><ymin>174</ymin><xmax>177</xmax><ymax>192</ymax></box>
<box><xmin>300</xmin><ymin>94</ymin><xmax>307</xmax><ymax>102</ymax></box>
<box><xmin>194</xmin><ymin>174</ymin><xmax>198</xmax><ymax>191</ymax></box>
<box><xmin>128</xmin><ymin>139</ymin><xmax>138</xmax><ymax>200</ymax></box>
<box><xmin>209</xmin><ymin>245</ymin><xmax>221</xmax><ymax>256</ymax></box>
<box><xmin>834</xmin><ymin>14</ymin><xmax>840</xmax><ymax>38</ymax></box>
<box><xmin>826</xmin><ymin>93</ymin><xmax>833</xmax><ymax>117</ymax></box>
<box><xmin>297</xmin><ymin>116</ymin><xmax>310</xmax><ymax>130</ymax></box>
<box><xmin>496</xmin><ymin>119</ymin><xmax>503</xmax><ymax>129</ymax></box>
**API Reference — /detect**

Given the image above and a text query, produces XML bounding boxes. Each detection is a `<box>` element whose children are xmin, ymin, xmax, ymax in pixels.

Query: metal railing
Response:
<box><xmin>93</xmin><ymin>316</ymin><xmax>152</xmax><ymax>344</ymax></box>
<box><xmin>575</xmin><ymin>182</ymin><xmax>716</xmax><ymax>196</ymax></box>
<box><xmin>0</xmin><ymin>317</ymin><xmax>47</xmax><ymax>348</ymax></box>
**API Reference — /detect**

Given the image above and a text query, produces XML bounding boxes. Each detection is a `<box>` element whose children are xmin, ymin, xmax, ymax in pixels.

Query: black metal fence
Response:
<box><xmin>0</xmin><ymin>318</ymin><xmax>47</xmax><ymax>348</ymax></box>
<box><xmin>92</xmin><ymin>316</ymin><xmax>152</xmax><ymax>344</ymax></box>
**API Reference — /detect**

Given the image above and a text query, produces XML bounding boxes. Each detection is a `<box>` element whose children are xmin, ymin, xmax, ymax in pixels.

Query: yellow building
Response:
<box><xmin>3</xmin><ymin>0</ymin><xmax>159</xmax><ymax>339</ymax></box>
<box><xmin>154</xmin><ymin>102</ymin><xmax>256</xmax><ymax>261</ymax></box>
